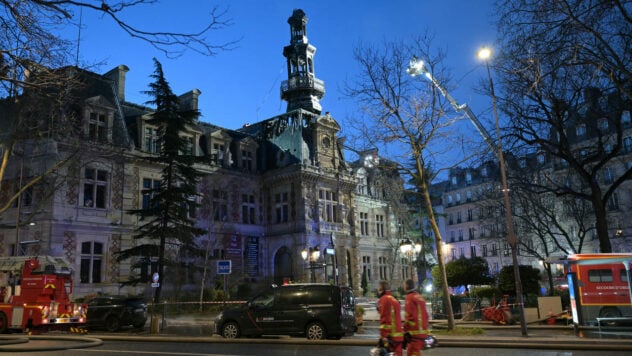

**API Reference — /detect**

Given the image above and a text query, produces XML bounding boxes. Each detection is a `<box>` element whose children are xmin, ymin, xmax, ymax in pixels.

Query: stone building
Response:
<box><xmin>436</xmin><ymin>88</ymin><xmax>632</xmax><ymax>291</ymax></box>
<box><xmin>0</xmin><ymin>9</ymin><xmax>410</xmax><ymax>299</ymax></box>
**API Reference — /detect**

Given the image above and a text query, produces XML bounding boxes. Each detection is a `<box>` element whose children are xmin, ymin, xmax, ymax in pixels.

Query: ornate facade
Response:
<box><xmin>0</xmin><ymin>9</ymin><xmax>410</xmax><ymax>299</ymax></box>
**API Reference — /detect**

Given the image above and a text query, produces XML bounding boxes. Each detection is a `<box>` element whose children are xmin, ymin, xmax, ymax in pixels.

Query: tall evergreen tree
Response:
<box><xmin>117</xmin><ymin>59</ymin><xmax>206</xmax><ymax>304</ymax></box>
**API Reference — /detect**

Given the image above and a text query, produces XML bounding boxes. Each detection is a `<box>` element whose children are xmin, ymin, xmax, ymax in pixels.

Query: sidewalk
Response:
<box><xmin>148</xmin><ymin>312</ymin><xmax>632</xmax><ymax>351</ymax></box>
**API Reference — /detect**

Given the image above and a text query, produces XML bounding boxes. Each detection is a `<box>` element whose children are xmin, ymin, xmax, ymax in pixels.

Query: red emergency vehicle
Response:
<box><xmin>561</xmin><ymin>253</ymin><xmax>631</xmax><ymax>327</ymax></box>
<box><xmin>0</xmin><ymin>256</ymin><xmax>87</xmax><ymax>333</ymax></box>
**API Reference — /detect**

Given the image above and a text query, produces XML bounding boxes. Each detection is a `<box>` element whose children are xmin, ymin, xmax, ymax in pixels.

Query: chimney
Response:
<box><xmin>178</xmin><ymin>89</ymin><xmax>202</xmax><ymax>112</ymax></box>
<box><xmin>104</xmin><ymin>65</ymin><xmax>129</xmax><ymax>102</ymax></box>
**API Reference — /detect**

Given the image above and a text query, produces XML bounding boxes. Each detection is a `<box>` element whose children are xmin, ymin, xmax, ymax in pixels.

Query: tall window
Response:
<box><xmin>13</xmin><ymin>185</ymin><xmax>33</xmax><ymax>208</ymax></box>
<box><xmin>241</xmin><ymin>150</ymin><xmax>254</xmax><ymax>171</ymax></box>
<box><xmin>212</xmin><ymin>143</ymin><xmax>225</xmax><ymax>164</ymax></box>
<box><xmin>80</xmin><ymin>241</ymin><xmax>103</xmax><ymax>283</ymax></box>
<box><xmin>491</xmin><ymin>243</ymin><xmax>498</xmax><ymax>256</ymax></box>
<box><xmin>378</xmin><ymin>256</ymin><xmax>388</xmax><ymax>280</ymax></box>
<box><xmin>88</xmin><ymin>112</ymin><xmax>107</xmax><ymax>142</ymax></box>
<box><xmin>242</xmin><ymin>194</ymin><xmax>256</xmax><ymax>224</ymax></box>
<box><xmin>319</xmin><ymin>189</ymin><xmax>338</xmax><ymax>222</ymax></box>
<box><xmin>275</xmin><ymin>192</ymin><xmax>289</xmax><ymax>223</ymax></box>
<box><xmin>603</xmin><ymin>167</ymin><xmax>615</xmax><ymax>185</ymax></box>
<box><xmin>624</xmin><ymin>136</ymin><xmax>632</xmax><ymax>153</ymax></box>
<box><xmin>357</xmin><ymin>171</ymin><xmax>368</xmax><ymax>195</ymax></box>
<box><xmin>144</xmin><ymin>126</ymin><xmax>159</xmax><ymax>153</ymax></box>
<box><xmin>141</xmin><ymin>178</ymin><xmax>160</xmax><ymax>209</ymax></box>
<box><xmin>181</xmin><ymin>136</ymin><xmax>194</xmax><ymax>155</ymax></box>
<box><xmin>212</xmin><ymin>189</ymin><xmax>228</xmax><ymax>221</ymax></box>
<box><xmin>482</xmin><ymin>244</ymin><xmax>488</xmax><ymax>257</ymax></box>
<box><xmin>608</xmin><ymin>193</ymin><xmax>620</xmax><ymax>210</ymax></box>
<box><xmin>375</xmin><ymin>214</ymin><xmax>384</xmax><ymax>237</ymax></box>
<box><xmin>362</xmin><ymin>256</ymin><xmax>372</xmax><ymax>281</ymax></box>
<box><xmin>359</xmin><ymin>212</ymin><xmax>369</xmax><ymax>236</ymax></box>
<box><xmin>401</xmin><ymin>258</ymin><xmax>409</xmax><ymax>279</ymax></box>
<box><xmin>83</xmin><ymin>168</ymin><xmax>108</xmax><ymax>209</ymax></box>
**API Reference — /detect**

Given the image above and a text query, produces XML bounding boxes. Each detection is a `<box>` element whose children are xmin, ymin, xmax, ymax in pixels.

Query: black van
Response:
<box><xmin>214</xmin><ymin>283</ymin><xmax>356</xmax><ymax>340</ymax></box>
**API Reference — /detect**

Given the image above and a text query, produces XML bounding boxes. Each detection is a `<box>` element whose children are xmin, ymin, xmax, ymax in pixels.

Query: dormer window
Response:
<box><xmin>181</xmin><ymin>135</ymin><xmax>194</xmax><ymax>155</ymax></box>
<box><xmin>576</xmin><ymin>124</ymin><xmax>586</xmax><ymax>136</ymax></box>
<box><xmin>537</xmin><ymin>154</ymin><xmax>545</xmax><ymax>164</ymax></box>
<box><xmin>88</xmin><ymin>112</ymin><xmax>108</xmax><ymax>142</ymax></box>
<box><xmin>622</xmin><ymin>111</ymin><xmax>631</xmax><ymax>124</ymax></box>
<box><xmin>212</xmin><ymin>143</ymin><xmax>225</xmax><ymax>164</ymax></box>
<box><xmin>144</xmin><ymin>126</ymin><xmax>159</xmax><ymax>154</ymax></box>
<box><xmin>241</xmin><ymin>149</ymin><xmax>254</xmax><ymax>171</ymax></box>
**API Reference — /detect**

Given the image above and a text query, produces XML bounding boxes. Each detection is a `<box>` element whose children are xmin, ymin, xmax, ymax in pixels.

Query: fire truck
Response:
<box><xmin>0</xmin><ymin>255</ymin><xmax>87</xmax><ymax>333</ymax></box>
<box><xmin>560</xmin><ymin>253</ymin><xmax>632</xmax><ymax>328</ymax></box>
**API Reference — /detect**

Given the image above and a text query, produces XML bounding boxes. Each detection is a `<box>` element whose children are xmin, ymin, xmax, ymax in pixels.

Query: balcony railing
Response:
<box><xmin>281</xmin><ymin>76</ymin><xmax>325</xmax><ymax>95</ymax></box>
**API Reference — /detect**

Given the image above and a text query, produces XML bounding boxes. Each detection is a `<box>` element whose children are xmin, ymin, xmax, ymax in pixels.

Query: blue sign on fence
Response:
<box><xmin>217</xmin><ymin>260</ymin><xmax>232</xmax><ymax>274</ymax></box>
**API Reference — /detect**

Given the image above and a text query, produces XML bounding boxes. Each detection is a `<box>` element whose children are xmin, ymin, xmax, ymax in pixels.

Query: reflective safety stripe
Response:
<box><xmin>385</xmin><ymin>295</ymin><xmax>403</xmax><ymax>337</ymax></box>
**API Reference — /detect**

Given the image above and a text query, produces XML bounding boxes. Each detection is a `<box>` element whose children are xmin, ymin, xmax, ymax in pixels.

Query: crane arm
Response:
<box><xmin>407</xmin><ymin>58</ymin><xmax>498</xmax><ymax>154</ymax></box>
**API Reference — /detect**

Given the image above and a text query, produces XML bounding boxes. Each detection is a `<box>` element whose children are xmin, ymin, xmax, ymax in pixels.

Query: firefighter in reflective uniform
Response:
<box><xmin>377</xmin><ymin>280</ymin><xmax>404</xmax><ymax>356</ymax></box>
<box><xmin>403</xmin><ymin>279</ymin><xmax>430</xmax><ymax>356</ymax></box>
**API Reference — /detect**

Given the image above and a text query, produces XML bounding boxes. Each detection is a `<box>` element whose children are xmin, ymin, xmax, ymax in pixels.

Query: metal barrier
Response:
<box><xmin>596</xmin><ymin>316</ymin><xmax>632</xmax><ymax>338</ymax></box>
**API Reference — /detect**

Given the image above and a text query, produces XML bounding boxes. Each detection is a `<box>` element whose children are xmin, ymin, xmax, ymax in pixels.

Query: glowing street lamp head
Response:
<box><xmin>406</xmin><ymin>56</ymin><xmax>427</xmax><ymax>77</ymax></box>
<box><xmin>477</xmin><ymin>47</ymin><xmax>492</xmax><ymax>61</ymax></box>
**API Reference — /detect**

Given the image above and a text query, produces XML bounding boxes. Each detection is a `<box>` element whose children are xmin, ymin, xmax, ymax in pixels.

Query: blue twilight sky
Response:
<box><xmin>68</xmin><ymin>0</ymin><xmax>497</xmax><ymax>134</ymax></box>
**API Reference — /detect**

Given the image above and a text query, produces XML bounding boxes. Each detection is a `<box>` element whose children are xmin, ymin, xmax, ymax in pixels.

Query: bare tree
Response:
<box><xmin>343</xmin><ymin>34</ymin><xmax>463</xmax><ymax>330</ymax></box>
<box><xmin>494</xmin><ymin>0</ymin><xmax>632</xmax><ymax>252</ymax></box>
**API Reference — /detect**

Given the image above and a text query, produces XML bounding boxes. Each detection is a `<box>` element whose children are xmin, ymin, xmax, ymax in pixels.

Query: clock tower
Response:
<box><xmin>281</xmin><ymin>9</ymin><xmax>325</xmax><ymax>115</ymax></box>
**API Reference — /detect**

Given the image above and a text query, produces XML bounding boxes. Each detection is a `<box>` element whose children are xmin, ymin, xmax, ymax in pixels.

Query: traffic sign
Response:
<box><xmin>152</xmin><ymin>272</ymin><xmax>159</xmax><ymax>283</ymax></box>
<box><xmin>217</xmin><ymin>260</ymin><xmax>231</xmax><ymax>274</ymax></box>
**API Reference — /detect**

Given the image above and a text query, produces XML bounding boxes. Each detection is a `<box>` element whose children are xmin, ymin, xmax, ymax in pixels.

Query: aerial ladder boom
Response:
<box><xmin>407</xmin><ymin>57</ymin><xmax>498</xmax><ymax>154</ymax></box>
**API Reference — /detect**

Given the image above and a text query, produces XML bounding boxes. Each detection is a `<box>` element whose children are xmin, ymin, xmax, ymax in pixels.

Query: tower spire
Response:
<box><xmin>281</xmin><ymin>9</ymin><xmax>325</xmax><ymax>114</ymax></box>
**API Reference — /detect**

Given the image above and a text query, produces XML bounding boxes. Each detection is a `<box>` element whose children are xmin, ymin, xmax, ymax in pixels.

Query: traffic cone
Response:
<box><xmin>547</xmin><ymin>309</ymin><xmax>556</xmax><ymax>325</ymax></box>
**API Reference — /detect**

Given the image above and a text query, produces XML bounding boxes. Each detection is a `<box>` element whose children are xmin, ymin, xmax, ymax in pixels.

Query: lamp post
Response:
<box><xmin>301</xmin><ymin>246</ymin><xmax>321</xmax><ymax>283</ymax></box>
<box><xmin>399</xmin><ymin>238</ymin><xmax>422</xmax><ymax>284</ymax></box>
<box><xmin>478</xmin><ymin>46</ymin><xmax>528</xmax><ymax>336</ymax></box>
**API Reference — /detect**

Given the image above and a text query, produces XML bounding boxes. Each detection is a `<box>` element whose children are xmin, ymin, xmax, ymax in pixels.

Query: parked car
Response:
<box><xmin>214</xmin><ymin>283</ymin><xmax>356</xmax><ymax>340</ymax></box>
<box><xmin>86</xmin><ymin>295</ymin><xmax>148</xmax><ymax>331</ymax></box>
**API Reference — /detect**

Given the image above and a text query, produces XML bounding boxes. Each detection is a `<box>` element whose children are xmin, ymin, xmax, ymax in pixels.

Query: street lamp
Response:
<box><xmin>399</xmin><ymin>238</ymin><xmax>422</xmax><ymax>283</ymax></box>
<box><xmin>302</xmin><ymin>246</ymin><xmax>322</xmax><ymax>283</ymax></box>
<box><xmin>477</xmin><ymin>46</ymin><xmax>528</xmax><ymax>337</ymax></box>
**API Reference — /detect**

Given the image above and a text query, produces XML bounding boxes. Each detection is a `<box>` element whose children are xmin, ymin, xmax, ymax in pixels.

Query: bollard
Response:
<box><xmin>150</xmin><ymin>314</ymin><xmax>161</xmax><ymax>334</ymax></box>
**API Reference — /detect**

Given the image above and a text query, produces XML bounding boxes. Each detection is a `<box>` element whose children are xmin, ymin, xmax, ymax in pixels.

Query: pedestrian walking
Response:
<box><xmin>377</xmin><ymin>280</ymin><xmax>404</xmax><ymax>356</ymax></box>
<box><xmin>403</xmin><ymin>279</ymin><xmax>430</xmax><ymax>356</ymax></box>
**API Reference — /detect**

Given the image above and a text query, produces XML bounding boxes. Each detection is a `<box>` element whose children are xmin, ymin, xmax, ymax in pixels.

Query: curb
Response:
<box><xmin>87</xmin><ymin>333</ymin><xmax>632</xmax><ymax>351</ymax></box>
<box><xmin>0</xmin><ymin>335</ymin><xmax>103</xmax><ymax>352</ymax></box>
